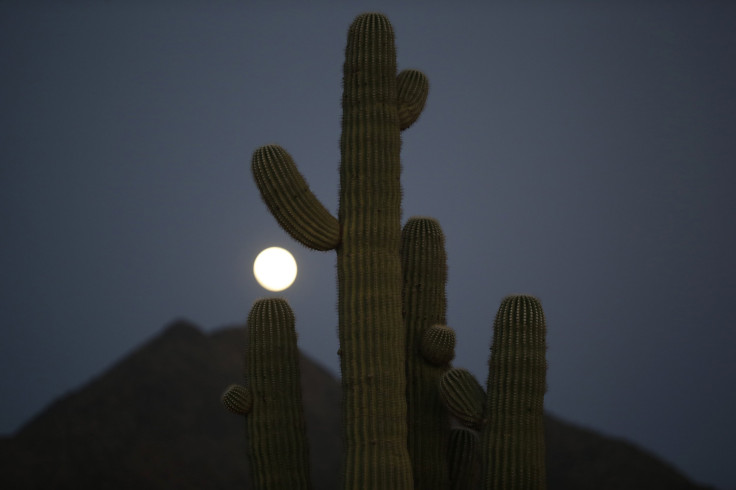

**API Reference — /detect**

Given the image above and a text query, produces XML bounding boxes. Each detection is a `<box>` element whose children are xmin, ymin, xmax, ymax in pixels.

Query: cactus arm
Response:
<box><xmin>420</xmin><ymin>323</ymin><xmax>456</xmax><ymax>366</ymax></box>
<box><xmin>397</xmin><ymin>69</ymin><xmax>429</xmax><ymax>130</ymax></box>
<box><xmin>401</xmin><ymin>216</ymin><xmax>452</xmax><ymax>489</ymax></box>
<box><xmin>252</xmin><ymin>145</ymin><xmax>340</xmax><ymax>251</ymax></box>
<box><xmin>221</xmin><ymin>384</ymin><xmax>253</xmax><ymax>415</ymax></box>
<box><xmin>448</xmin><ymin>427</ymin><xmax>480</xmax><ymax>490</ymax></box>
<box><xmin>483</xmin><ymin>295</ymin><xmax>547</xmax><ymax>490</ymax></box>
<box><xmin>439</xmin><ymin>368</ymin><xmax>486</xmax><ymax>431</ymax></box>
<box><xmin>244</xmin><ymin>298</ymin><xmax>312</xmax><ymax>490</ymax></box>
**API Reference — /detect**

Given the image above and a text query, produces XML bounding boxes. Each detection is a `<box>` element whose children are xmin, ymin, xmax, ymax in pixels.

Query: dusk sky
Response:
<box><xmin>2</xmin><ymin>1</ymin><xmax>735</xmax><ymax>488</ymax></box>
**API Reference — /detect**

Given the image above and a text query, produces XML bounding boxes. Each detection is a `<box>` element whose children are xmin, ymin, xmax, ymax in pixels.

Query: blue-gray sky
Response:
<box><xmin>2</xmin><ymin>1</ymin><xmax>735</xmax><ymax>488</ymax></box>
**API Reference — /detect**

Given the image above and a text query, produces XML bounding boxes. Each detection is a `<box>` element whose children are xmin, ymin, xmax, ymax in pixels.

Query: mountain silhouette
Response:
<box><xmin>0</xmin><ymin>319</ymin><xmax>713</xmax><ymax>489</ymax></box>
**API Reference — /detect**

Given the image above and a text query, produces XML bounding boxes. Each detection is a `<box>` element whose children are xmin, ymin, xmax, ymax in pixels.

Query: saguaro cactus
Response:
<box><xmin>225</xmin><ymin>12</ymin><xmax>549</xmax><ymax>490</ymax></box>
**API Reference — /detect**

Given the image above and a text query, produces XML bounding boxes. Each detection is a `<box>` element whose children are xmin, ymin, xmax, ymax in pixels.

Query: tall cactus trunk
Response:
<box><xmin>337</xmin><ymin>13</ymin><xmax>413</xmax><ymax>489</ymax></box>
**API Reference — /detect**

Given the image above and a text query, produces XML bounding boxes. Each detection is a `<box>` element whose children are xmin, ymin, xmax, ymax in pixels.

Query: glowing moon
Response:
<box><xmin>253</xmin><ymin>247</ymin><xmax>297</xmax><ymax>292</ymax></box>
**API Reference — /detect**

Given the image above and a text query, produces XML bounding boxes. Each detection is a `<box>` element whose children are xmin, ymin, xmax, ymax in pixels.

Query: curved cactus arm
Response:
<box><xmin>448</xmin><ymin>427</ymin><xmax>480</xmax><ymax>490</ymax></box>
<box><xmin>245</xmin><ymin>298</ymin><xmax>312</xmax><ymax>490</ymax></box>
<box><xmin>397</xmin><ymin>69</ymin><xmax>429</xmax><ymax>130</ymax></box>
<box><xmin>252</xmin><ymin>144</ymin><xmax>340</xmax><ymax>251</ymax></box>
<box><xmin>401</xmin><ymin>216</ymin><xmax>451</xmax><ymax>489</ymax></box>
<box><xmin>438</xmin><ymin>368</ymin><xmax>486</xmax><ymax>431</ymax></box>
<box><xmin>483</xmin><ymin>295</ymin><xmax>547</xmax><ymax>490</ymax></box>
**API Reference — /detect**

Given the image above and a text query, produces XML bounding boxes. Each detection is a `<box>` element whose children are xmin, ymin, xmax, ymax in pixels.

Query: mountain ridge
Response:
<box><xmin>0</xmin><ymin>319</ymin><xmax>714</xmax><ymax>489</ymax></box>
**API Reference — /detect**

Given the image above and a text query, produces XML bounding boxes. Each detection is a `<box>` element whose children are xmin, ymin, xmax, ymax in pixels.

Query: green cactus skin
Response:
<box><xmin>482</xmin><ymin>295</ymin><xmax>547</xmax><ymax>490</ymax></box>
<box><xmin>222</xmin><ymin>384</ymin><xmax>252</xmax><ymax>416</ymax></box>
<box><xmin>401</xmin><ymin>217</ymin><xmax>451</xmax><ymax>489</ymax></box>
<box><xmin>252</xmin><ymin>145</ymin><xmax>340</xmax><ymax>251</ymax></box>
<box><xmin>438</xmin><ymin>368</ymin><xmax>486</xmax><ymax>431</ymax></box>
<box><xmin>448</xmin><ymin>428</ymin><xmax>480</xmax><ymax>490</ymax></box>
<box><xmin>420</xmin><ymin>324</ymin><xmax>456</xmax><ymax>366</ymax></box>
<box><xmin>246</xmin><ymin>298</ymin><xmax>312</xmax><ymax>490</ymax></box>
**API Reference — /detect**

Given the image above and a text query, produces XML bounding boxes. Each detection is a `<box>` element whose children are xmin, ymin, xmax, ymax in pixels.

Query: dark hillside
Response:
<box><xmin>0</xmin><ymin>320</ymin><xmax>712</xmax><ymax>490</ymax></box>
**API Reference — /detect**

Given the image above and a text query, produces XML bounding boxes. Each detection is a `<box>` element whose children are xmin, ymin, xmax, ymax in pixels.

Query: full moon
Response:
<box><xmin>253</xmin><ymin>247</ymin><xmax>297</xmax><ymax>292</ymax></box>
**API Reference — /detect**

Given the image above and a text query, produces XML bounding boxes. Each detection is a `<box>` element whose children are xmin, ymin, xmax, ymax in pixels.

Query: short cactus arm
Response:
<box><xmin>252</xmin><ymin>145</ymin><xmax>340</xmax><ymax>251</ymax></box>
<box><xmin>397</xmin><ymin>69</ymin><xmax>429</xmax><ymax>130</ymax></box>
<box><xmin>438</xmin><ymin>367</ymin><xmax>486</xmax><ymax>431</ymax></box>
<box><xmin>222</xmin><ymin>384</ymin><xmax>252</xmax><ymax>415</ymax></box>
<box><xmin>420</xmin><ymin>323</ymin><xmax>456</xmax><ymax>366</ymax></box>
